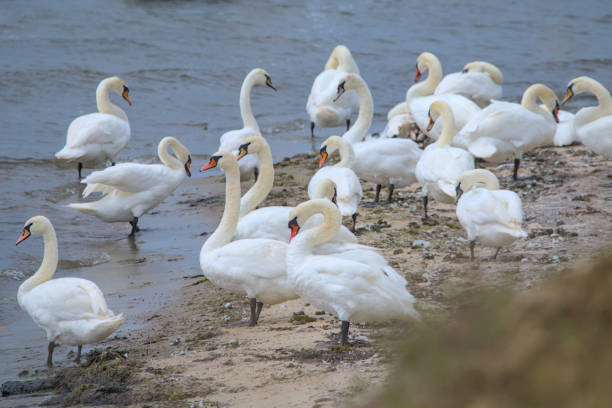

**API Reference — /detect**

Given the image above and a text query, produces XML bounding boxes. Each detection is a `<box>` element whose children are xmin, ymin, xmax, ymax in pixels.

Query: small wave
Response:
<box><xmin>58</xmin><ymin>253</ymin><xmax>112</xmax><ymax>270</ymax></box>
<box><xmin>0</xmin><ymin>269</ymin><xmax>26</xmax><ymax>281</ymax></box>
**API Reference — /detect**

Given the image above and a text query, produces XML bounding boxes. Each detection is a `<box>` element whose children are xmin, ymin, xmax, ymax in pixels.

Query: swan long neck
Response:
<box><xmin>583</xmin><ymin>78</ymin><xmax>612</xmax><ymax>114</ymax></box>
<box><xmin>406</xmin><ymin>54</ymin><xmax>442</xmax><ymax>102</ymax></box>
<box><xmin>435</xmin><ymin>104</ymin><xmax>457</xmax><ymax>147</ymax></box>
<box><xmin>293</xmin><ymin>200</ymin><xmax>342</xmax><ymax>252</ymax></box>
<box><xmin>96</xmin><ymin>78</ymin><xmax>128</xmax><ymax>121</ymax></box>
<box><xmin>324</xmin><ymin>46</ymin><xmax>360</xmax><ymax>74</ymax></box>
<box><xmin>336</xmin><ymin>138</ymin><xmax>355</xmax><ymax>167</ymax></box>
<box><xmin>342</xmin><ymin>77</ymin><xmax>373</xmax><ymax>144</ymax></box>
<box><xmin>521</xmin><ymin>84</ymin><xmax>552</xmax><ymax>115</ymax></box>
<box><xmin>202</xmin><ymin>164</ymin><xmax>241</xmax><ymax>252</ymax></box>
<box><xmin>239</xmin><ymin>146</ymin><xmax>274</xmax><ymax>217</ymax></box>
<box><xmin>239</xmin><ymin>72</ymin><xmax>260</xmax><ymax>132</ymax></box>
<box><xmin>157</xmin><ymin>138</ymin><xmax>182</xmax><ymax>171</ymax></box>
<box><xmin>18</xmin><ymin>225</ymin><xmax>58</xmax><ymax>300</ymax></box>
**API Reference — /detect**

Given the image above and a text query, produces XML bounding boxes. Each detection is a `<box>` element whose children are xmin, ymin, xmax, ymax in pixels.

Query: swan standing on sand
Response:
<box><xmin>307</xmin><ymin>45</ymin><xmax>360</xmax><ymax>138</ymax></box>
<box><xmin>560</xmin><ymin>76</ymin><xmax>612</xmax><ymax>158</ymax></box>
<box><xmin>455</xmin><ymin>169</ymin><xmax>527</xmax><ymax>261</ymax></box>
<box><xmin>434</xmin><ymin>61</ymin><xmax>503</xmax><ymax>107</ymax></box>
<box><xmin>68</xmin><ymin>137</ymin><xmax>192</xmax><ymax>236</ymax></box>
<box><xmin>200</xmin><ymin>152</ymin><xmax>297</xmax><ymax>326</ymax></box>
<box><xmin>234</xmin><ymin>135</ymin><xmax>355</xmax><ymax>244</ymax></box>
<box><xmin>218</xmin><ymin>68</ymin><xmax>277</xmax><ymax>180</ymax></box>
<box><xmin>455</xmin><ymin>84</ymin><xmax>560</xmax><ymax>179</ymax></box>
<box><xmin>385</xmin><ymin>52</ymin><xmax>480</xmax><ymax>142</ymax></box>
<box><xmin>415</xmin><ymin>101</ymin><xmax>474</xmax><ymax>218</ymax></box>
<box><xmin>309</xmin><ymin>136</ymin><xmax>362</xmax><ymax>230</ymax></box>
<box><xmin>287</xmin><ymin>199</ymin><xmax>418</xmax><ymax>345</ymax></box>
<box><xmin>55</xmin><ymin>76</ymin><xmax>132</xmax><ymax>179</ymax></box>
<box><xmin>335</xmin><ymin>74</ymin><xmax>422</xmax><ymax>203</ymax></box>
<box><xmin>15</xmin><ymin>216</ymin><xmax>124</xmax><ymax>367</ymax></box>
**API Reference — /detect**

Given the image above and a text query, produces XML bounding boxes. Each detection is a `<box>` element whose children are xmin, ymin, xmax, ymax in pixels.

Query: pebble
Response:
<box><xmin>412</xmin><ymin>240</ymin><xmax>430</xmax><ymax>248</ymax></box>
<box><xmin>223</xmin><ymin>302</ymin><xmax>232</xmax><ymax>309</ymax></box>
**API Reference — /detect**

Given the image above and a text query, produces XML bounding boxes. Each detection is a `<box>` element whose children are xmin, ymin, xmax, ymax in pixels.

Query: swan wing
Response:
<box><xmin>63</xmin><ymin>113</ymin><xmax>129</xmax><ymax>150</ymax></box>
<box><xmin>82</xmin><ymin>163</ymin><xmax>172</xmax><ymax>196</ymax></box>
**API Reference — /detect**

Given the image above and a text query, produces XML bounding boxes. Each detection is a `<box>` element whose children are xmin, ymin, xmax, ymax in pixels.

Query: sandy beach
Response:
<box><xmin>3</xmin><ymin>141</ymin><xmax>610</xmax><ymax>408</ymax></box>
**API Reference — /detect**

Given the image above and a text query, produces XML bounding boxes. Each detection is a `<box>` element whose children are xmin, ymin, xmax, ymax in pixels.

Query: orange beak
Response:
<box><xmin>289</xmin><ymin>224</ymin><xmax>299</xmax><ymax>241</ymax></box>
<box><xmin>122</xmin><ymin>87</ymin><xmax>132</xmax><ymax>106</ymax></box>
<box><xmin>426</xmin><ymin>115</ymin><xmax>435</xmax><ymax>131</ymax></box>
<box><xmin>561</xmin><ymin>88</ymin><xmax>573</xmax><ymax>105</ymax></box>
<box><xmin>414</xmin><ymin>67</ymin><xmax>422</xmax><ymax>82</ymax></box>
<box><xmin>16</xmin><ymin>229</ymin><xmax>30</xmax><ymax>245</ymax></box>
<box><xmin>200</xmin><ymin>158</ymin><xmax>217</xmax><ymax>171</ymax></box>
<box><xmin>236</xmin><ymin>148</ymin><xmax>247</xmax><ymax>161</ymax></box>
<box><xmin>319</xmin><ymin>151</ymin><xmax>328</xmax><ymax>168</ymax></box>
<box><xmin>553</xmin><ymin>104</ymin><xmax>560</xmax><ymax>124</ymax></box>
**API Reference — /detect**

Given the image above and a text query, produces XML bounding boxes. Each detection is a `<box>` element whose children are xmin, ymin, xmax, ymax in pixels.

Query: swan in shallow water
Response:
<box><xmin>455</xmin><ymin>169</ymin><xmax>527</xmax><ymax>261</ymax></box>
<box><xmin>455</xmin><ymin>83</ymin><xmax>560</xmax><ymax>179</ymax></box>
<box><xmin>55</xmin><ymin>76</ymin><xmax>132</xmax><ymax>179</ymax></box>
<box><xmin>415</xmin><ymin>100</ymin><xmax>474</xmax><ymax>217</ymax></box>
<box><xmin>434</xmin><ymin>61</ymin><xmax>503</xmax><ymax>107</ymax></box>
<box><xmin>15</xmin><ymin>216</ymin><xmax>124</xmax><ymax>367</ymax></box>
<box><xmin>287</xmin><ymin>199</ymin><xmax>418</xmax><ymax>345</ymax></box>
<box><xmin>200</xmin><ymin>152</ymin><xmax>297</xmax><ymax>326</ymax></box>
<box><xmin>218</xmin><ymin>68</ymin><xmax>277</xmax><ymax>180</ymax></box>
<box><xmin>306</xmin><ymin>45</ymin><xmax>360</xmax><ymax>138</ymax></box>
<box><xmin>68</xmin><ymin>137</ymin><xmax>192</xmax><ymax>236</ymax></box>
<box><xmin>560</xmin><ymin>76</ymin><xmax>612</xmax><ymax>158</ymax></box>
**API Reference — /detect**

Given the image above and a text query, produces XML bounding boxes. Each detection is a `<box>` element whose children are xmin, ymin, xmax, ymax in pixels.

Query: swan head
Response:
<box><xmin>561</xmin><ymin>76</ymin><xmax>600</xmax><ymax>105</ymax></box>
<box><xmin>16</xmin><ymin>215</ymin><xmax>52</xmax><ymax>245</ymax></box>
<box><xmin>426</xmin><ymin>100</ymin><xmax>451</xmax><ymax>131</ymax></box>
<box><xmin>333</xmin><ymin>73</ymin><xmax>362</xmax><ymax>102</ymax></box>
<box><xmin>455</xmin><ymin>169</ymin><xmax>500</xmax><ymax>203</ymax></box>
<box><xmin>319</xmin><ymin>136</ymin><xmax>343</xmax><ymax>167</ymax></box>
<box><xmin>462</xmin><ymin>61</ymin><xmax>504</xmax><ymax>84</ymax></box>
<box><xmin>288</xmin><ymin>198</ymin><xmax>333</xmax><ymax>241</ymax></box>
<box><xmin>105</xmin><ymin>76</ymin><xmax>132</xmax><ymax>106</ymax></box>
<box><xmin>415</xmin><ymin>52</ymin><xmax>440</xmax><ymax>82</ymax></box>
<box><xmin>200</xmin><ymin>151</ymin><xmax>237</xmax><ymax>172</ymax></box>
<box><xmin>522</xmin><ymin>84</ymin><xmax>560</xmax><ymax>123</ymax></box>
<box><xmin>312</xmin><ymin>178</ymin><xmax>338</xmax><ymax>205</ymax></box>
<box><xmin>236</xmin><ymin>135</ymin><xmax>268</xmax><ymax>161</ymax></box>
<box><xmin>161</xmin><ymin>137</ymin><xmax>192</xmax><ymax>177</ymax></box>
<box><xmin>249</xmin><ymin>68</ymin><xmax>276</xmax><ymax>91</ymax></box>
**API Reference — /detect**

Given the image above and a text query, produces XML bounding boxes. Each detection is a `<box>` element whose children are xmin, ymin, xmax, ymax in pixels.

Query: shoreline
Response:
<box><xmin>2</xmin><ymin>143</ymin><xmax>611</xmax><ymax>407</ymax></box>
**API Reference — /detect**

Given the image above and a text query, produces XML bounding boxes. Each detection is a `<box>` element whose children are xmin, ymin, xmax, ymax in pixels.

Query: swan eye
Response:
<box><xmin>334</xmin><ymin>81</ymin><xmax>346</xmax><ymax>101</ymax></box>
<box><xmin>462</xmin><ymin>68</ymin><xmax>469</xmax><ymax>73</ymax></box>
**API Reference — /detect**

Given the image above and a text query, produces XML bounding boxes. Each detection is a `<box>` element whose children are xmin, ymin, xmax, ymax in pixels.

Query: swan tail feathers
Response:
<box><xmin>55</xmin><ymin>147</ymin><xmax>84</xmax><ymax>160</ymax></box>
<box><xmin>67</xmin><ymin>202</ymin><xmax>97</xmax><ymax>215</ymax></box>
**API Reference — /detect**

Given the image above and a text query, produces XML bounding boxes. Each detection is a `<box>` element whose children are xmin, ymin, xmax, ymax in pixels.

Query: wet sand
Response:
<box><xmin>2</xmin><ymin>142</ymin><xmax>611</xmax><ymax>407</ymax></box>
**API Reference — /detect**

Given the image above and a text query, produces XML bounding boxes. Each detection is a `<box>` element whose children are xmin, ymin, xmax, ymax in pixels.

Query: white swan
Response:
<box><xmin>218</xmin><ymin>68</ymin><xmax>277</xmax><ymax>179</ymax></box>
<box><xmin>55</xmin><ymin>76</ymin><xmax>131</xmax><ymax>179</ymax></box>
<box><xmin>385</xmin><ymin>52</ymin><xmax>480</xmax><ymax>142</ymax></box>
<box><xmin>415</xmin><ymin>101</ymin><xmax>474</xmax><ymax>217</ymax></box>
<box><xmin>552</xmin><ymin>109</ymin><xmax>578</xmax><ymax>147</ymax></box>
<box><xmin>68</xmin><ymin>137</ymin><xmax>191</xmax><ymax>236</ymax></box>
<box><xmin>306</xmin><ymin>45</ymin><xmax>360</xmax><ymax>137</ymax></box>
<box><xmin>334</xmin><ymin>73</ymin><xmax>423</xmax><ymax>202</ymax></box>
<box><xmin>199</xmin><ymin>152</ymin><xmax>297</xmax><ymax>326</ymax></box>
<box><xmin>15</xmin><ymin>216</ymin><xmax>124</xmax><ymax>367</ymax></box>
<box><xmin>560</xmin><ymin>76</ymin><xmax>612</xmax><ymax>158</ymax></box>
<box><xmin>455</xmin><ymin>169</ymin><xmax>527</xmax><ymax>261</ymax></box>
<box><xmin>309</xmin><ymin>136</ymin><xmax>362</xmax><ymax>230</ymax></box>
<box><xmin>434</xmin><ymin>61</ymin><xmax>503</xmax><ymax>107</ymax></box>
<box><xmin>233</xmin><ymin>135</ymin><xmax>356</xmax><ymax>244</ymax></box>
<box><xmin>286</xmin><ymin>199</ymin><xmax>418</xmax><ymax>345</ymax></box>
<box><xmin>455</xmin><ymin>83</ymin><xmax>560</xmax><ymax>179</ymax></box>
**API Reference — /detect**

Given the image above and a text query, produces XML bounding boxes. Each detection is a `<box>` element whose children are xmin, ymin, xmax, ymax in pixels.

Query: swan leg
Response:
<box><xmin>469</xmin><ymin>240</ymin><xmax>476</xmax><ymax>262</ymax></box>
<box><xmin>513</xmin><ymin>158</ymin><xmax>520</xmax><ymax>181</ymax></box>
<box><xmin>74</xmin><ymin>345</ymin><xmax>82</xmax><ymax>363</ymax></box>
<box><xmin>423</xmin><ymin>196</ymin><xmax>429</xmax><ymax>219</ymax></box>
<box><xmin>77</xmin><ymin>162</ymin><xmax>83</xmax><ymax>179</ymax></box>
<box><xmin>255</xmin><ymin>301</ymin><xmax>264</xmax><ymax>323</ymax></box>
<box><xmin>310</xmin><ymin>122</ymin><xmax>315</xmax><ymax>138</ymax></box>
<box><xmin>475</xmin><ymin>158</ymin><xmax>483</xmax><ymax>169</ymax></box>
<box><xmin>493</xmin><ymin>247</ymin><xmax>501</xmax><ymax>260</ymax></box>
<box><xmin>47</xmin><ymin>341</ymin><xmax>55</xmax><ymax>368</ymax></box>
<box><xmin>249</xmin><ymin>298</ymin><xmax>258</xmax><ymax>326</ymax></box>
<box><xmin>340</xmin><ymin>321</ymin><xmax>350</xmax><ymax>346</ymax></box>
<box><xmin>346</xmin><ymin>119</ymin><xmax>351</xmax><ymax>131</ymax></box>
<box><xmin>351</xmin><ymin>213</ymin><xmax>358</xmax><ymax>232</ymax></box>
<box><xmin>374</xmin><ymin>184</ymin><xmax>382</xmax><ymax>203</ymax></box>
<box><xmin>386</xmin><ymin>184</ymin><xmax>395</xmax><ymax>203</ymax></box>
<box><xmin>129</xmin><ymin>217</ymin><xmax>140</xmax><ymax>237</ymax></box>
<box><xmin>111</xmin><ymin>162</ymin><xmax>116</xmax><ymax>166</ymax></box>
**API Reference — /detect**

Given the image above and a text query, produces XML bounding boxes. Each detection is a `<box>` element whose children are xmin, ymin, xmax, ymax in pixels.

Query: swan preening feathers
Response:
<box><xmin>16</xmin><ymin>216</ymin><xmax>124</xmax><ymax>367</ymax></box>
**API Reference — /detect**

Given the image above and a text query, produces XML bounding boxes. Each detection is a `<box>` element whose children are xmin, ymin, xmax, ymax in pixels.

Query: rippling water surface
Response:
<box><xmin>1</xmin><ymin>0</ymin><xmax>610</xmax><ymax>388</ymax></box>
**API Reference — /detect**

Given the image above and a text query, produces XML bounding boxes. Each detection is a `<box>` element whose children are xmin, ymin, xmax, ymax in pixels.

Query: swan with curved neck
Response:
<box><xmin>456</xmin><ymin>83</ymin><xmax>560</xmax><ymax>179</ymax></box>
<box><xmin>434</xmin><ymin>60</ymin><xmax>503</xmax><ymax>107</ymax></box>
<box><xmin>236</xmin><ymin>135</ymin><xmax>275</xmax><ymax>217</ymax></box>
<box><xmin>56</xmin><ymin>76</ymin><xmax>132</xmax><ymax>179</ymax></box>
<box><xmin>415</xmin><ymin>100</ymin><xmax>474</xmax><ymax>217</ymax></box>
<box><xmin>286</xmin><ymin>199</ymin><xmax>418</xmax><ymax>345</ymax></box>
<box><xmin>200</xmin><ymin>152</ymin><xmax>297</xmax><ymax>325</ymax></box>
<box><xmin>218</xmin><ymin>68</ymin><xmax>276</xmax><ymax>180</ymax></box>
<box><xmin>16</xmin><ymin>215</ymin><xmax>124</xmax><ymax>367</ymax></box>
<box><xmin>307</xmin><ymin>45</ymin><xmax>360</xmax><ymax>137</ymax></box>
<box><xmin>309</xmin><ymin>135</ymin><xmax>362</xmax><ymax>229</ymax></box>
<box><xmin>68</xmin><ymin>136</ymin><xmax>192</xmax><ymax>236</ymax></box>
<box><xmin>332</xmin><ymin>74</ymin><xmax>422</xmax><ymax>203</ymax></box>
<box><xmin>455</xmin><ymin>169</ymin><xmax>526</xmax><ymax>261</ymax></box>
<box><xmin>561</xmin><ymin>76</ymin><xmax>612</xmax><ymax>158</ymax></box>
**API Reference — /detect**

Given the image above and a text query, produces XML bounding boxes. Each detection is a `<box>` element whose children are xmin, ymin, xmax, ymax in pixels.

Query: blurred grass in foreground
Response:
<box><xmin>367</xmin><ymin>251</ymin><xmax>612</xmax><ymax>408</ymax></box>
